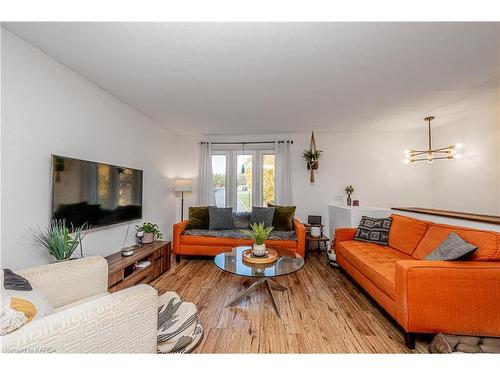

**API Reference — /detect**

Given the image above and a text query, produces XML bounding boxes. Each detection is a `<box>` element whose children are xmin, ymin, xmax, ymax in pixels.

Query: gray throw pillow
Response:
<box><xmin>425</xmin><ymin>232</ymin><xmax>477</xmax><ymax>261</ymax></box>
<box><xmin>250</xmin><ymin>207</ymin><xmax>275</xmax><ymax>228</ymax></box>
<box><xmin>3</xmin><ymin>269</ymin><xmax>32</xmax><ymax>291</ymax></box>
<box><xmin>208</xmin><ymin>207</ymin><xmax>234</xmax><ymax>230</ymax></box>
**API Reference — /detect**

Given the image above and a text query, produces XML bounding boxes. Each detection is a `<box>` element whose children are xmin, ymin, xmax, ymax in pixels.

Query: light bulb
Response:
<box><xmin>427</xmin><ymin>158</ymin><xmax>434</xmax><ymax>164</ymax></box>
<box><xmin>404</xmin><ymin>149</ymin><xmax>410</xmax><ymax>156</ymax></box>
<box><xmin>403</xmin><ymin>158</ymin><xmax>410</xmax><ymax>164</ymax></box>
<box><xmin>455</xmin><ymin>143</ymin><xmax>463</xmax><ymax>149</ymax></box>
<box><xmin>455</xmin><ymin>153</ymin><xmax>462</xmax><ymax>160</ymax></box>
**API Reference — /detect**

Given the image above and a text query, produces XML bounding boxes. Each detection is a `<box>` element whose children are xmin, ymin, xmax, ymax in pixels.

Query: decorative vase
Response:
<box><xmin>347</xmin><ymin>195</ymin><xmax>352</xmax><ymax>206</ymax></box>
<box><xmin>310</xmin><ymin>226</ymin><xmax>321</xmax><ymax>238</ymax></box>
<box><xmin>142</xmin><ymin>232</ymin><xmax>154</xmax><ymax>244</ymax></box>
<box><xmin>252</xmin><ymin>243</ymin><xmax>266</xmax><ymax>257</ymax></box>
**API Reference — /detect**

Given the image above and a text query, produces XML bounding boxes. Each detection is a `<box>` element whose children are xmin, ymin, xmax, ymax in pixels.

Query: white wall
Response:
<box><xmin>1</xmin><ymin>30</ymin><xmax>183</xmax><ymax>269</ymax></box>
<box><xmin>431</xmin><ymin>91</ymin><xmax>500</xmax><ymax>215</ymax></box>
<box><xmin>169</xmin><ymin>135</ymin><xmax>201</xmax><ymax>222</ymax></box>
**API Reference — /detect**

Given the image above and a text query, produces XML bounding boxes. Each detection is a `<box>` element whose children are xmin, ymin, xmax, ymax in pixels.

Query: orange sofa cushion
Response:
<box><xmin>388</xmin><ymin>214</ymin><xmax>433</xmax><ymax>256</ymax></box>
<box><xmin>395</xmin><ymin>260</ymin><xmax>500</xmax><ymax>335</ymax></box>
<box><xmin>337</xmin><ymin>240</ymin><xmax>412</xmax><ymax>298</ymax></box>
<box><xmin>413</xmin><ymin>224</ymin><xmax>500</xmax><ymax>261</ymax></box>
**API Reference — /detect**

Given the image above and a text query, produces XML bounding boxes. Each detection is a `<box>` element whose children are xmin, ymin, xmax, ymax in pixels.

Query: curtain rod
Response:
<box><xmin>199</xmin><ymin>140</ymin><xmax>293</xmax><ymax>145</ymax></box>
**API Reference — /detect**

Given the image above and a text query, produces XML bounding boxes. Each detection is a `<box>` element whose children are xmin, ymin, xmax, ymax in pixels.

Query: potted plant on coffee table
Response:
<box><xmin>241</xmin><ymin>222</ymin><xmax>273</xmax><ymax>257</ymax></box>
<box><xmin>28</xmin><ymin>219</ymin><xmax>88</xmax><ymax>262</ymax></box>
<box><xmin>136</xmin><ymin>222</ymin><xmax>163</xmax><ymax>244</ymax></box>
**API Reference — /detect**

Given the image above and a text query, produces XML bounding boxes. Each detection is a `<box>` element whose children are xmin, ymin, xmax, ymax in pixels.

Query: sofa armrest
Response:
<box><xmin>293</xmin><ymin>218</ymin><xmax>306</xmax><ymax>257</ymax></box>
<box><xmin>16</xmin><ymin>256</ymin><xmax>108</xmax><ymax>309</ymax></box>
<box><xmin>1</xmin><ymin>284</ymin><xmax>158</xmax><ymax>353</ymax></box>
<box><xmin>173</xmin><ymin>220</ymin><xmax>189</xmax><ymax>254</ymax></box>
<box><xmin>334</xmin><ymin>228</ymin><xmax>357</xmax><ymax>251</ymax></box>
<box><xmin>395</xmin><ymin>260</ymin><xmax>500</xmax><ymax>335</ymax></box>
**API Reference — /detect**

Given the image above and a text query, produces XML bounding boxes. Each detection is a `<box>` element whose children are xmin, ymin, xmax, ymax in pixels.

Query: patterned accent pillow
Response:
<box><xmin>1</xmin><ymin>270</ymin><xmax>54</xmax><ymax>335</ymax></box>
<box><xmin>354</xmin><ymin>216</ymin><xmax>392</xmax><ymax>246</ymax></box>
<box><xmin>425</xmin><ymin>232</ymin><xmax>477</xmax><ymax>260</ymax></box>
<box><xmin>157</xmin><ymin>291</ymin><xmax>204</xmax><ymax>353</ymax></box>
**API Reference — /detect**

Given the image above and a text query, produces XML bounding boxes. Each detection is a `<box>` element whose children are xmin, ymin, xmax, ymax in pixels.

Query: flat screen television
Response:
<box><xmin>51</xmin><ymin>155</ymin><xmax>143</xmax><ymax>229</ymax></box>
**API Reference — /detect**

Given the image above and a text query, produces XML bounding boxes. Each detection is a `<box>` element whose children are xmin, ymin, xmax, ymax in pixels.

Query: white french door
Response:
<box><xmin>211</xmin><ymin>149</ymin><xmax>275</xmax><ymax>211</ymax></box>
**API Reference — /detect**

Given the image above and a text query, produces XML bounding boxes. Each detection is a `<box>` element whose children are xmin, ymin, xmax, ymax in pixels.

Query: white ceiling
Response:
<box><xmin>3</xmin><ymin>22</ymin><xmax>499</xmax><ymax>136</ymax></box>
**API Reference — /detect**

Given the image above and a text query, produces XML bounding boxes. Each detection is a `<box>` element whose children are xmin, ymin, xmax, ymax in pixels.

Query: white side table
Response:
<box><xmin>328</xmin><ymin>205</ymin><xmax>391</xmax><ymax>239</ymax></box>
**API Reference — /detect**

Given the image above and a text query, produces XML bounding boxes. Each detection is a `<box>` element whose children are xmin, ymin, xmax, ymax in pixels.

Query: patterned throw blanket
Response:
<box><xmin>157</xmin><ymin>292</ymin><xmax>203</xmax><ymax>353</ymax></box>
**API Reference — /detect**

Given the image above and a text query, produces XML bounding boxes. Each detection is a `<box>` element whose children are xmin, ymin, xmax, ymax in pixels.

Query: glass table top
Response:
<box><xmin>214</xmin><ymin>246</ymin><xmax>304</xmax><ymax>278</ymax></box>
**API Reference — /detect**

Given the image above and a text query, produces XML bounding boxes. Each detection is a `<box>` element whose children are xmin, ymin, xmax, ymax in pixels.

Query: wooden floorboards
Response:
<box><xmin>150</xmin><ymin>252</ymin><xmax>429</xmax><ymax>353</ymax></box>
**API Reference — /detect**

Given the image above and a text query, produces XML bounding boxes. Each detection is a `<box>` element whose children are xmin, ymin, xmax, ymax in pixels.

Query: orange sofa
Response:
<box><xmin>335</xmin><ymin>214</ymin><xmax>500</xmax><ymax>348</ymax></box>
<box><xmin>173</xmin><ymin>218</ymin><xmax>306</xmax><ymax>260</ymax></box>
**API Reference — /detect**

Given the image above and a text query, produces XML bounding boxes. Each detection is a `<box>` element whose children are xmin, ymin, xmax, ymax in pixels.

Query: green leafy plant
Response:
<box><xmin>345</xmin><ymin>185</ymin><xmax>355</xmax><ymax>195</ymax></box>
<box><xmin>28</xmin><ymin>219</ymin><xmax>88</xmax><ymax>261</ymax></box>
<box><xmin>240</xmin><ymin>222</ymin><xmax>274</xmax><ymax>245</ymax></box>
<box><xmin>302</xmin><ymin>149</ymin><xmax>323</xmax><ymax>162</ymax></box>
<box><xmin>136</xmin><ymin>222</ymin><xmax>163</xmax><ymax>240</ymax></box>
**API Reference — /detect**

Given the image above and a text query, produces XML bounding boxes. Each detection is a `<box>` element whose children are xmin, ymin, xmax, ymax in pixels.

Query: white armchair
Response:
<box><xmin>1</xmin><ymin>256</ymin><xmax>158</xmax><ymax>353</ymax></box>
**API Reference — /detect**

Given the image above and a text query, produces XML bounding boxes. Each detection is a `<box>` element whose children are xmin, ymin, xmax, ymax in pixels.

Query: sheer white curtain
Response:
<box><xmin>198</xmin><ymin>142</ymin><xmax>215</xmax><ymax>205</ymax></box>
<box><xmin>275</xmin><ymin>140</ymin><xmax>293</xmax><ymax>205</ymax></box>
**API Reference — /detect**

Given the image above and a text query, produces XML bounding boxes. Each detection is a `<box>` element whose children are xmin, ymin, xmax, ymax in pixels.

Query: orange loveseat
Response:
<box><xmin>173</xmin><ymin>218</ymin><xmax>306</xmax><ymax>260</ymax></box>
<box><xmin>335</xmin><ymin>214</ymin><xmax>500</xmax><ymax>349</ymax></box>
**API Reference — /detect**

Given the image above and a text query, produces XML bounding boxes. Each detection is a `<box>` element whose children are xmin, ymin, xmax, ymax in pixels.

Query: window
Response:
<box><xmin>212</xmin><ymin>154</ymin><xmax>227</xmax><ymax>207</ymax></box>
<box><xmin>262</xmin><ymin>154</ymin><xmax>275</xmax><ymax>206</ymax></box>
<box><xmin>211</xmin><ymin>148</ymin><xmax>275</xmax><ymax>211</ymax></box>
<box><xmin>237</xmin><ymin>154</ymin><xmax>253</xmax><ymax>212</ymax></box>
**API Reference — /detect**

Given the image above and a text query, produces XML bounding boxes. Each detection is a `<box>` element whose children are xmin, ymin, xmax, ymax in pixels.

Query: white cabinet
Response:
<box><xmin>328</xmin><ymin>205</ymin><xmax>391</xmax><ymax>239</ymax></box>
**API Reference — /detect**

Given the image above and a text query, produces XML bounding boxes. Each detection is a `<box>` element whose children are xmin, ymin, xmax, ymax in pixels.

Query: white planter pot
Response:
<box><xmin>310</xmin><ymin>227</ymin><xmax>321</xmax><ymax>237</ymax></box>
<box><xmin>142</xmin><ymin>232</ymin><xmax>154</xmax><ymax>244</ymax></box>
<box><xmin>252</xmin><ymin>243</ymin><xmax>266</xmax><ymax>257</ymax></box>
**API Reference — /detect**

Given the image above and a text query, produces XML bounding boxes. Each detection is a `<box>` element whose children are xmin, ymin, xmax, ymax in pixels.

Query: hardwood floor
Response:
<box><xmin>150</xmin><ymin>252</ymin><xmax>429</xmax><ymax>353</ymax></box>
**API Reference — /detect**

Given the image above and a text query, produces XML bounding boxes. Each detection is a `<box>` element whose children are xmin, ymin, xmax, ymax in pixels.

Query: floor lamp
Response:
<box><xmin>174</xmin><ymin>179</ymin><xmax>192</xmax><ymax>221</ymax></box>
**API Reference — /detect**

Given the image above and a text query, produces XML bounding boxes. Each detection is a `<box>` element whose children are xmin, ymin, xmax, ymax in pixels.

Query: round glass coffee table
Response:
<box><xmin>214</xmin><ymin>246</ymin><xmax>305</xmax><ymax>317</ymax></box>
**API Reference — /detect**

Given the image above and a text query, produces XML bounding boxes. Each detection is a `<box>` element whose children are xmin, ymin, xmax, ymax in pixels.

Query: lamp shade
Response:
<box><xmin>174</xmin><ymin>179</ymin><xmax>192</xmax><ymax>192</ymax></box>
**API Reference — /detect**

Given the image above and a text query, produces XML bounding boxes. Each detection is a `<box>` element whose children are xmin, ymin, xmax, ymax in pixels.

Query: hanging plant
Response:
<box><xmin>303</xmin><ymin>132</ymin><xmax>322</xmax><ymax>182</ymax></box>
<box><xmin>302</xmin><ymin>149</ymin><xmax>322</xmax><ymax>170</ymax></box>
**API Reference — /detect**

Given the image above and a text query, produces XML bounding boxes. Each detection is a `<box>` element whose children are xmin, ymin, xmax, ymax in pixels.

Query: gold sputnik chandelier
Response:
<box><xmin>404</xmin><ymin>116</ymin><xmax>462</xmax><ymax>164</ymax></box>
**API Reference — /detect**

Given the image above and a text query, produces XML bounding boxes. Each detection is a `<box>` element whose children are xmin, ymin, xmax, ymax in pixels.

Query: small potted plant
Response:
<box><xmin>28</xmin><ymin>219</ymin><xmax>88</xmax><ymax>262</ymax></box>
<box><xmin>136</xmin><ymin>222</ymin><xmax>162</xmax><ymax>244</ymax></box>
<box><xmin>345</xmin><ymin>185</ymin><xmax>355</xmax><ymax>206</ymax></box>
<box><xmin>241</xmin><ymin>222</ymin><xmax>273</xmax><ymax>257</ymax></box>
